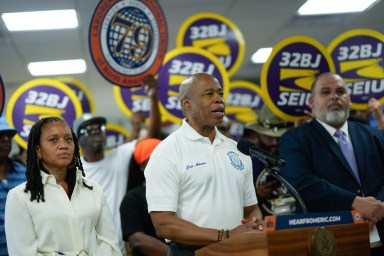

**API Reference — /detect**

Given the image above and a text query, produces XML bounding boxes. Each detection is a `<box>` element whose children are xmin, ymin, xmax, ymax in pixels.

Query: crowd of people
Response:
<box><xmin>1</xmin><ymin>72</ymin><xmax>383</xmax><ymax>255</ymax></box>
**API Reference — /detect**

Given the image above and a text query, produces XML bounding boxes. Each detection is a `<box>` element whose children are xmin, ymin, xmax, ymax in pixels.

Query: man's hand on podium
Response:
<box><xmin>352</xmin><ymin>196</ymin><xmax>384</xmax><ymax>229</ymax></box>
<box><xmin>226</xmin><ymin>217</ymin><xmax>265</xmax><ymax>238</ymax></box>
<box><xmin>242</xmin><ymin>216</ymin><xmax>264</xmax><ymax>228</ymax></box>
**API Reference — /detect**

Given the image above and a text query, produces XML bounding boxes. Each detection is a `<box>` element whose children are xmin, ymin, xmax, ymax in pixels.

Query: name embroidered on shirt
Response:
<box><xmin>186</xmin><ymin>165</ymin><xmax>194</xmax><ymax>170</ymax></box>
<box><xmin>185</xmin><ymin>162</ymin><xmax>207</xmax><ymax>171</ymax></box>
<box><xmin>227</xmin><ymin>151</ymin><xmax>244</xmax><ymax>170</ymax></box>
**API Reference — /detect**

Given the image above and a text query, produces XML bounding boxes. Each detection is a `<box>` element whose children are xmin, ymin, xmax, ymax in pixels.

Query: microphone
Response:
<box><xmin>237</xmin><ymin>139</ymin><xmax>308</xmax><ymax>213</ymax></box>
<box><xmin>237</xmin><ymin>139</ymin><xmax>286</xmax><ymax>168</ymax></box>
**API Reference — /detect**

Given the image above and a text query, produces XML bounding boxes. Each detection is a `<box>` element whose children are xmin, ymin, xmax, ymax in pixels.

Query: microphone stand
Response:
<box><xmin>261</xmin><ymin>159</ymin><xmax>308</xmax><ymax>214</ymax></box>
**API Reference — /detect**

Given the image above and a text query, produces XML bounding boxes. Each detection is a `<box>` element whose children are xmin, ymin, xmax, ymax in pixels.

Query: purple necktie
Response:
<box><xmin>334</xmin><ymin>130</ymin><xmax>360</xmax><ymax>184</ymax></box>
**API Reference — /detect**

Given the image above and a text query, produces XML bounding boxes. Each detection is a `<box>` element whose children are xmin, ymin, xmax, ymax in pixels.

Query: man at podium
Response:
<box><xmin>145</xmin><ymin>73</ymin><xmax>264</xmax><ymax>255</ymax></box>
<box><xmin>279</xmin><ymin>73</ymin><xmax>384</xmax><ymax>255</ymax></box>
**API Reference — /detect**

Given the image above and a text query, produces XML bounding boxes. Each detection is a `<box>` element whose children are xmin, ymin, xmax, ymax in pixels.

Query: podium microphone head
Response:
<box><xmin>237</xmin><ymin>139</ymin><xmax>286</xmax><ymax>168</ymax></box>
<box><xmin>237</xmin><ymin>139</ymin><xmax>254</xmax><ymax>156</ymax></box>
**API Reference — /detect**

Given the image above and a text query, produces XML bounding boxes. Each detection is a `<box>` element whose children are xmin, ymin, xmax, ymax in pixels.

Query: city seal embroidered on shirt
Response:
<box><xmin>227</xmin><ymin>151</ymin><xmax>244</xmax><ymax>170</ymax></box>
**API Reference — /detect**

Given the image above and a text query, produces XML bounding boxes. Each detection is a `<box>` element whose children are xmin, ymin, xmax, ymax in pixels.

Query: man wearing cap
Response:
<box><xmin>243</xmin><ymin>105</ymin><xmax>295</xmax><ymax>216</ymax></box>
<box><xmin>73</xmin><ymin>75</ymin><xmax>161</xmax><ymax>256</ymax></box>
<box><xmin>0</xmin><ymin>115</ymin><xmax>26</xmax><ymax>255</ymax></box>
<box><xmin>120</xmin><ymin>138</ymin><xmax>168</xmax><ymax>256</ymax></box>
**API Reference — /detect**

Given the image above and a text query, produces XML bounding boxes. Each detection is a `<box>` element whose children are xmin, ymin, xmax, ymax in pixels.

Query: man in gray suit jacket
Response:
<box><xmin>279</xmin><ymin>72</ymin><xmax>384</xmax><ymax>254</ymax></box>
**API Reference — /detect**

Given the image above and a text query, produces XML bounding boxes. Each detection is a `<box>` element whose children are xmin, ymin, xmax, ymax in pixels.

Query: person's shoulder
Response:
<box><xmin>123</xmin><ymin>185</ymin><xmax>145</xmax><ymax>200</ymax></box>
<box><xmin>9</xmin><ymin>159</ymin><xmax>26</xmax><ymax>171</ymax></box>
<box><xmin>122</xmin><ymin>186</ymin><xmax>145</xmax><ymax>207</ymax></box>
<box><xmin>5</xmin><ymin>183</ymin><xmax>30</xmax><ymax>207</ymax></box>
<box><xmin>77</xmin><ymin>178</ymin><xmax>110</xmax><ymax>206</ymax></box>
<box><xmin>113</xmin><ymin>140</ymin><xmax>137</xmax><ymax>152</ymax></box>
<box><xmin>279</xmin><ymin>121</ymin><xmax>317</xmax><ymax>145</ymax></box>
<box><xmin>349</xmin><ymin>120</ymin><xmax>376</xmax><ymax>130</ymax></box>
<box><xmin>11</xmin><ymin>159</ymin><xmax>26</xmax><ymax>168</ymax></box>
<box><xmin>13</xmin><ymin>181</ymin><xmax>27</xmax><ymax>190</ymax></box>
<box><xmin>155</xmin><ymin>132</ymin><xmax>180</xmax><ymax>149</ymax></box>
<box><xmin>163</xmin><ymin>128</ymin><xmax>181</xmax><ymax>140</ymax></box>
<box><xmin>282</xmin><ymin>121</ymin><xmax>311</xmax><ymax>136</ymax></box>
<box><xmin>222</xmin><ymin>135</ymin><xmax>237</xmax><ymax>147</ymax></box>
<box><xmin>81</xmin><ymin>178</ymin><xmax>103</xmax><ymax>192</ymax></box>
<box><xmin>105</xmin><ymin>140</ymin><xmax>137</xmax><ymax>160</ymax></box>
<box><xmin>8</xmin><ymin>182</ymin><xmax>28</xmax><ymax>197</ymax></box>
<box><xmin>349</xmin><ymin>120</ymin><xmax>384</xmax><ymax>136</ymax></box>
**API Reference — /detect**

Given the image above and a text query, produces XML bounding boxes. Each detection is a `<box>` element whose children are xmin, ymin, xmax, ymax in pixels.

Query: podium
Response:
<box><xmin>195</xmin><ymin>223</ymin><xmax>371</xmax><ymax>256</ymax></box>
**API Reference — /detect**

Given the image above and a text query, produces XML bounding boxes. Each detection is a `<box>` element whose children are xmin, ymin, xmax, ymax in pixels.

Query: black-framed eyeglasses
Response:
<box><xmin>79</xmin><ymin>124</ymin><xmax>106</xmax><ymax>137</ymax></box>
<box><xmin>0</xmin><ymin>131</ymin><xmax>16</xmax><ymax>139</ymax></box>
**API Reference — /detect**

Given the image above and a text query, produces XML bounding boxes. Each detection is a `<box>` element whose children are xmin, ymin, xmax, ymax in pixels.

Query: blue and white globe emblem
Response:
<box><xmin>101</xmin><ymin>1</ymin><xmax>160</xmax><ymax>75</ymax></box>
<box><xmin>108</xmin><ymin>7</ymin><xmax>153</xmax><ymax>68</ymax></box>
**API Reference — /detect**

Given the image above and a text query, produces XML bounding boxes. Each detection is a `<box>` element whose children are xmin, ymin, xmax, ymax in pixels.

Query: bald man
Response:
<box><xmin>144</xmin><ymin>73</ymin><xmax>263</xmax><ymax>256</ymax></box>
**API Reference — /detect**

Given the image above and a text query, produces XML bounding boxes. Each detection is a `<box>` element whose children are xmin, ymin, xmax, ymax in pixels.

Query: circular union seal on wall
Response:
<box><xmin>89</xmin><ymin>0</ymin><xmax>167</xmax><ymax>87</ymax></box>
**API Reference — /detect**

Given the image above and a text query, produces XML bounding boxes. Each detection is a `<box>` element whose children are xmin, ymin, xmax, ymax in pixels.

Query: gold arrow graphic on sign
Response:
<box><xmin>24</xmin><ymin>104</ymin><xmax>65</xmax><ymax>124</ymax></box>
<box><xmin>279</xmin><ymin>68</ymin><xmax>319</xmax><ymax>92</ymax></box>
<box><xmin>193</xmin><ymin>38</ymin><xmax>230</xmax><ymax>55</ymax></box>
<box><xmin>340</xmin><ymin>58</ymin><xmax>384</xmax><ymax>79</ymax></box>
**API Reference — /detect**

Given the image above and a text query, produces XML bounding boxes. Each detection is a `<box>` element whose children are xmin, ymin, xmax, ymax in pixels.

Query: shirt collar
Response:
<box><xmin>40</xmin><ymin>169</ymin><xmax>84</xmax><ymax>185</ymax></box>
<box><xmin>316</xmin><ymin>118</ymin><xmax>349</xmax><ymax>140</ymax></box>
<box><xmin>180</xmin><ymin>119</ymin><xmax>225</xmax><ymax>145</ymax></box>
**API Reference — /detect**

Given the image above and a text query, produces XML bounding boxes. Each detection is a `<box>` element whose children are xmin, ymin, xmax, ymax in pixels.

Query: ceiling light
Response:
<box><xmin>297</xmin><ymin>0</ymin><xmax>380</xmax><ymax>16</ymax></box>
<box><xmin>28</xmin><ymin>59</ymin><xmax>86</xmax><ymax>76</ymax></box>
<box><xmin>2</xmin><ymin>9</ymin><xmax>78</xmax><ymax>31</ymax></box>
<box><xmin>251</xmin><ymin>47</ymin><xmax>273</xmax><ymax>64</ymax></box>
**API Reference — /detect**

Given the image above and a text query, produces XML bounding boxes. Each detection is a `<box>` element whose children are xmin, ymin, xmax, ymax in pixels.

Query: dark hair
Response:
<box><xmin>24</xmin><ymin>116</ymin><xmax>92</xmax><ymax>202</ymax></box>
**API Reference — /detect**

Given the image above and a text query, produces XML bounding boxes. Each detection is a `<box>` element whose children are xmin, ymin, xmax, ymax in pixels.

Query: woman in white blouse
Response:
<box><xmin>5</xmin><ymin>116</ymin><xmax>122</xmax><ymax>256</ymax></box>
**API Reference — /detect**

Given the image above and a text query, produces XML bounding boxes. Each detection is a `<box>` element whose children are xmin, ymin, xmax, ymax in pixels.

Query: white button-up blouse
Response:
<box><xmin>5</xmin><ymin>170</ymin><xmax>122</xmax><ymax>256</ymax></box>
